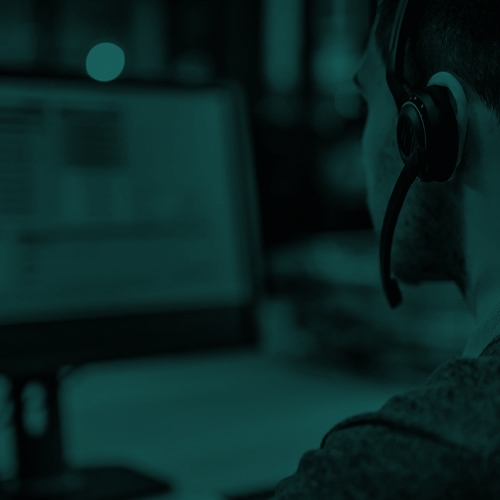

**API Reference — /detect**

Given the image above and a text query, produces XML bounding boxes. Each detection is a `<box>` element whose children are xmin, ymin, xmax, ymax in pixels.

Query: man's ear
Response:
<box><xmin>427</xmin><ymin>71</ymin><xmax>469</xmax><ymax>167</ymax></box>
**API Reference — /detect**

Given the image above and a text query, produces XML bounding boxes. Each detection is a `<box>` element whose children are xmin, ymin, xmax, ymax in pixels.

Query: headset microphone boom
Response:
<box><xmin>379</xmin><ymin>0</ymin><xmax>460</xmax><ymax>308</ymax></box>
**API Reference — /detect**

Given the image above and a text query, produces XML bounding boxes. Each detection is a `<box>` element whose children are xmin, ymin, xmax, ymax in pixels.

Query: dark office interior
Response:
<box><xmin>0</xmin><ymin>1</ymin><xmax>475</xmax><ymax>499</ymax></box>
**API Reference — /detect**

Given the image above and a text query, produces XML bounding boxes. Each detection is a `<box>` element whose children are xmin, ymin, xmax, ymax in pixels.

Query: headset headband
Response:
<box><xmin>386</xmin><ymin>0</ymin><xmax>425</xmax><ymax>110</ymax></box>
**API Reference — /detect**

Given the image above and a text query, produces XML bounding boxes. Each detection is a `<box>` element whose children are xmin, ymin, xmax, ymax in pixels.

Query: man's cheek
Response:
<box><xmin>360</xmin><ymin>122</ymin><xmax>382</xmax><ymax>198</ymax></box>
<box><xmin>360</xmin><ymin>154</ymin><xmax>378</xmax><ymax>226</ymax></box>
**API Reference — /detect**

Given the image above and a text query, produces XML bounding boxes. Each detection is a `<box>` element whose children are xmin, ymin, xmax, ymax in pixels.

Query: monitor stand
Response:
<box><xmin>0</xmin><ymin>371</ymin><xmax>172</xmax><ymax>500</ymax></box>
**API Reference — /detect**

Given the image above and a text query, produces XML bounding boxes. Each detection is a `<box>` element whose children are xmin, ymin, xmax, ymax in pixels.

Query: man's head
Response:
<box><xmin>357</xmin><ymin>0</ymin><xmax>500</xmax><ymax>320</ymax></box>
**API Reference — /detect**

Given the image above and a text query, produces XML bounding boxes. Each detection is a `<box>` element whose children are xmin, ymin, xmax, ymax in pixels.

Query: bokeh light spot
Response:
<box><xmin>86</xmin><ymin>43</ymin><xmax>125</xmax><ymax>82</ymax></box>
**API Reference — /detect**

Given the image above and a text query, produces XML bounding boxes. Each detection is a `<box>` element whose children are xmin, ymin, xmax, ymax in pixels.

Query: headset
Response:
<box><xmin>380</xmin><ymin>0</ymin><xmax>460</xmax><ymax>308</ymax></box>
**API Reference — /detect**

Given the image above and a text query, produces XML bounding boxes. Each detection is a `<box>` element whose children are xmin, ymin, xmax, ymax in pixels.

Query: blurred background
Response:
<box><xmin>0</xmin><ymin>1</ymin><xmax>475</xmax><ymax>499</ymax></box>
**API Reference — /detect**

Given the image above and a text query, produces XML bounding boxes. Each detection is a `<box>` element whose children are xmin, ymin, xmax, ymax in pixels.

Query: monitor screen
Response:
<box><xmin>0</xmin><ymin>75</ymin><xmax>263</xmax><ymax>376</ymax></box>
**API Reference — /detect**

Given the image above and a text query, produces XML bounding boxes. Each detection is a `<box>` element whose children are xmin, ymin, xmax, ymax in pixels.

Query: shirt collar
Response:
<box><xmin>462</xmin><ymin>298</ymin><xmax>500</xmax><ymax>358</ymax></box>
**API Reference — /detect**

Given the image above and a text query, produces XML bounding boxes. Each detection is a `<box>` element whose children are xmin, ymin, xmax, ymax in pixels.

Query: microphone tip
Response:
<box><xmin>388</xmin><ymin>278</ymin><xmax>402</xmax><ymax>308</ymax></box>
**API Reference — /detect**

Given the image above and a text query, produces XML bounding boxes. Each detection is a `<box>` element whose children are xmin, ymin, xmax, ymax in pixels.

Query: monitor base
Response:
<box><xmin>0</xmin><ymin>465</ymin><xmax>172</xmax><ymax>500</ymax></box>
<box><xmin>2</xmin><ymin>371</ymin><xmax>173</xmax><ymax>500</ymax></box>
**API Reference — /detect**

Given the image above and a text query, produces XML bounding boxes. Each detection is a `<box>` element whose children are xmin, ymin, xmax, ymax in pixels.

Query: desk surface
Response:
<box><xmin>0</xmin><ymin>348</ymin><xmax>424</xmax><ymax>499</ymax></box>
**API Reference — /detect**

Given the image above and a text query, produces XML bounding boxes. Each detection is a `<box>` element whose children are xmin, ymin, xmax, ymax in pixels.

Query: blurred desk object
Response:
<box><xmin>0</xmin><ymin>347</ymin><xmax>425</xmax><ymax>499</ymax></box>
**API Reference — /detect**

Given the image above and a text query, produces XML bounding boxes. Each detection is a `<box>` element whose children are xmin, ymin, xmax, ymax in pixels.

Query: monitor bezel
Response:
<box><xmin>0</xmin><ymin>71</ymin><xmax>264</xmax><ymax>377</ymax></box>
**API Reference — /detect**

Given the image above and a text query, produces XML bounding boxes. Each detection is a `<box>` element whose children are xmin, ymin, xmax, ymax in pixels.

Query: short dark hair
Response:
<box><xmin>374</xmin><ymin>0</ymin><xmax>500</xmax><ymax>124</ymax></box>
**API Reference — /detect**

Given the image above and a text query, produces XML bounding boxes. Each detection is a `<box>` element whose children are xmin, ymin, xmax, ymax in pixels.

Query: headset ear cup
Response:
<box><xmin>421</xmin><ymin>85</ymin><xmax>460</xmax><ymax>182</ymax></box>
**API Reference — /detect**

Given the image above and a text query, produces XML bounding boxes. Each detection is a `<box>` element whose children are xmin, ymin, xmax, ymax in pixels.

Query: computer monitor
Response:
<box><xmin>0</xmin><ymin>72</ymin><xmax>264</xmax><ymax>499</ymax></box>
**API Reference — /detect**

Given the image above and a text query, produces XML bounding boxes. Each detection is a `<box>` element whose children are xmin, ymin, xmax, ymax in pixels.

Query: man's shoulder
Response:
<box><xmin>324</xmin><ymin>353</ymin><xmax>500</xmax><ymax>453</ymax></box>
<box><xmin>271</xmin><ymin>353</ymin><xmax>500</xmax><ymax>499</ymax></box>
